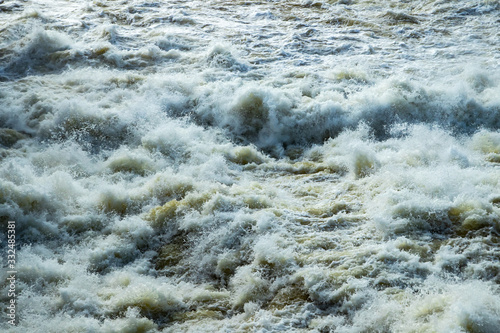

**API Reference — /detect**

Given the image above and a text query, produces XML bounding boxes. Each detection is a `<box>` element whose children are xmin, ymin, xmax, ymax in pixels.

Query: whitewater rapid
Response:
<box><xmin>1</xmin><ymin>0</ymin><xmax>500</xmax><ymax>332</ymax></box>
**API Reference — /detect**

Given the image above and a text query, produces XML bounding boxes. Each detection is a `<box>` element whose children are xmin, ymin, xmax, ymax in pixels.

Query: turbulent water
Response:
<box><xmin>1</xmin><ymin>0</ymin><xmax>500</xmax><ymax>332</ymax></box>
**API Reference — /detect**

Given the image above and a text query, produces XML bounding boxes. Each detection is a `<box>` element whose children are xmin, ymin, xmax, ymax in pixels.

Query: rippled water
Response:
<box><xmin>1</xmin><ymin>0</ymin><xmax>500</xmax><ymax>332</ymax></box>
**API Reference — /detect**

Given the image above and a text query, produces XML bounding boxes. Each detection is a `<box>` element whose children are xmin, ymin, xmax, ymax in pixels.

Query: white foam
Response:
<box><xmin>2</xmin><ymin>0</ymin><xmax>500</xmax><ymax>331</ymax></box>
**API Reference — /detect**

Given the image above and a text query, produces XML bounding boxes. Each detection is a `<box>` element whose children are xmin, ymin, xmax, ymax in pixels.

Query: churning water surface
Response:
<box><xmin>1</xmin><ymin>0</ymin><xmax>500</xmax><ymax>332</ymax></box>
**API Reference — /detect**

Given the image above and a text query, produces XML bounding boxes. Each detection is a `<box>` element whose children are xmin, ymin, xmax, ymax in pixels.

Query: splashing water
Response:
<box><xmin>1</xmin><ymin>0</ymin><xmax>500</xmax><ymax>332</ymax></box>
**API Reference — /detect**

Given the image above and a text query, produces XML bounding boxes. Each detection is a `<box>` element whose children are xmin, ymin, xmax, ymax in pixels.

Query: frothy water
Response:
<box><xmin>1</xmin><ymin>0</ymin><xmax>500</xmax><ymax>332</ymax></box>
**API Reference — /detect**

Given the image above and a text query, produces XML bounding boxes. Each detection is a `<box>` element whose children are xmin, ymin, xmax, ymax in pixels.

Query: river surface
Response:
<box><xmin>1</xmin><ymin>0</ymin><xmax>500</xmax><ymax>332</ymax></box>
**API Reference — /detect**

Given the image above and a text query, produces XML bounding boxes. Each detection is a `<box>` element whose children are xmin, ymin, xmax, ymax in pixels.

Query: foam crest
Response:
<box><xmin>2</xmin><ymin>28</ymin><xmax>74</xmax><ymax>77</ymax></box>
<box><xmin>157</xmin><ymin>69</ymin><xmax>500</xmax><ymax>151</ymax></box>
